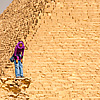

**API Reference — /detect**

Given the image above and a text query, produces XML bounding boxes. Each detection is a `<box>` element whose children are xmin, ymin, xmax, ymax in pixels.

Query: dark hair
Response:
<box><xmin>19</xmin><ymin>41</ymin><xmax>23</xmax><ymax>43</ymax></box>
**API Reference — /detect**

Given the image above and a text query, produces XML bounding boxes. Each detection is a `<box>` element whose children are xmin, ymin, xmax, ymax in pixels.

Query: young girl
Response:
<box><xmin>14</xmin><ymin>41</ymin><xmax>25</xmax><ymax>78</ymax></box>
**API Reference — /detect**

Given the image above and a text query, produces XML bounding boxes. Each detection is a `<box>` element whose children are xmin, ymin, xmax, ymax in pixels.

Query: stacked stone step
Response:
<box><xmin>0</xmin><ymin>0</ymin><xmax>55</xmax><ymax>77</ymax></box>
<box><xmin>23</xmin><ymin>0</ymin><xmax>100</xmax><ymax>99</ymax></box>
<box><xmin>0</xmin><ymin>0</ymin><xmax>100</xmax><ymax>99</ymax></box>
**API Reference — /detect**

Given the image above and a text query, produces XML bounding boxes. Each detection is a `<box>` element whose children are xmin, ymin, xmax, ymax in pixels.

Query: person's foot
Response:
<box><xmin>21</xmin><ymin>76</ymin><xmax>25</xmax><ymax>78</ymax></box>
<box><xmin>16</xmin><ymin>76</ymin><xmax>20</xmax><ymax>78</ymax></box>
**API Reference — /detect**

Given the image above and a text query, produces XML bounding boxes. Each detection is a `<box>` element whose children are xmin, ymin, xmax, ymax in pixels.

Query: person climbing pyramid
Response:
<box><xmin>14</xmin><ymin>41</ymin><xmax>25</xmax><ymax>78</ymax></box>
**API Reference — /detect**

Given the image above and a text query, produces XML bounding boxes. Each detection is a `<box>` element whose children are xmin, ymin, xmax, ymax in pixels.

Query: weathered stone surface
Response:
<box><xmin>0</xmin><ymin>0</ymin><xmax>100</xmax><ymax>99</ymax></box>
<box><xmin>0</xmin><ymin>77</ymin><xmax>31</xmax><ymax>99</ymax></box>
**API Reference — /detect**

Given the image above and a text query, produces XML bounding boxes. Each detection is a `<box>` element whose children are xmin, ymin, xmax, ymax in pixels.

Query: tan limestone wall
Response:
<box><xmin>0</xmin><ymin>0</ymin><xmax>100</xmax><ymax>99</ymax></box>
<box><xmin>24</xmin><ymin>0</ymin><xmax>100</xmax><ymax>99</ymax></box>
<box><xmin>0</xmin><ymin>0</ymin><xmax>55</xmax><ymax>77</ymax></box>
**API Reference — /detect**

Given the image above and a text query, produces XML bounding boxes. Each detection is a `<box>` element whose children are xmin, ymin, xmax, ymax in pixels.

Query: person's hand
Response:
<box><xmin>21</xmin><ymin>59</ymin><xmax>23</xmax><ymax>63</ymax></box>
<box><xmin>16</xmin><ymin>59</ymin><xmax>18</xmax><ymax>63</ymax></box>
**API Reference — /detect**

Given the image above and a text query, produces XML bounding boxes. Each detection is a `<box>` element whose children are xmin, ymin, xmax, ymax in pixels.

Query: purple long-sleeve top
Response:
<box><xmin>14</xmin><ymin>41</ymin><xmax>25</xmax><ymax>60</ymax></box>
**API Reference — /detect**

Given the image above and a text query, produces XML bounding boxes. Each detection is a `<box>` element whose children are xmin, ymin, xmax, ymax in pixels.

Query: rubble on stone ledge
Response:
<box><xmin>0</xmin><ymin>77</ymin><xmax>31</xmax><ymax>99</ymax></box>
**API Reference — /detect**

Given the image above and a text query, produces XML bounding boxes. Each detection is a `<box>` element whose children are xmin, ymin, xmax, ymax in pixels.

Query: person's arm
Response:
<box><xmin>21</xmin><ymin>48</ymin><xmax>24</xmax><ymax>59</ymax></box>
<box><xmin>14</xmin><ymin>46</ymin><xmax>18</xmax><ymax>60</ymax></box>
<box><xmin>21</xmin><ymin>48</ymin><xmax>24</xmax><ymax>63</ymax></box>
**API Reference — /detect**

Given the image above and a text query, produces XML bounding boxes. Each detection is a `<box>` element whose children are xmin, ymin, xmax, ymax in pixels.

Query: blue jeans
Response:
<box><xmin>14</xmin><ymin>60</ymin><xmax>23</xmax><ymax>77</ymax></box>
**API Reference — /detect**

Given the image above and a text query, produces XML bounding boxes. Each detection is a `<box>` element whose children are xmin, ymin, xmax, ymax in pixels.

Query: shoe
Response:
<box><xmin>21</xmin><ymin>76</ymin><xmax>25</xmax><ymax>78</ymax></box>
<box><xmin>16</xmin><ymin>76</ymin><xmax>20</xmax><ymax>78</ymax></box>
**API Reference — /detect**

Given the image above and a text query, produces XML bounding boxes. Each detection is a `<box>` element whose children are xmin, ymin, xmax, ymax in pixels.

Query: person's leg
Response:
<box><xmin>14</xmin><ymin>60</ymin><xmax>20</xmax><ymax>78</ymax></box>
<box><xmin>19</xmin><ymin>60</ymin><xmax>24</xmax><ymax>77</ymax></box>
